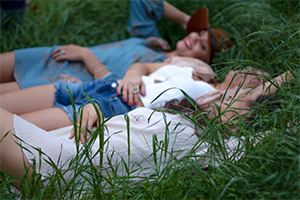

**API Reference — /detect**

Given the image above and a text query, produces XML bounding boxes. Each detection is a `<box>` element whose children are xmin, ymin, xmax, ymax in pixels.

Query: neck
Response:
<box><xmin>165</xmin><ymin>50</ymin><xmax>180</xmax><ymax>57</ymax></box>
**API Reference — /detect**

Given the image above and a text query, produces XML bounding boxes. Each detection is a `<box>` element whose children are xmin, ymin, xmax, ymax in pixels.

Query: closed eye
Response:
<box><xmin>201</xmin><ymin>42</ymin><xmax>206</xmax><ymax>50</ymax></box>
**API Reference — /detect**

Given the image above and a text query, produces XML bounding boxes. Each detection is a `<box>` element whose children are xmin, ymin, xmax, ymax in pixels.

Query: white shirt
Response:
<box><xmin>14</xmin><ymin>107</ymin><xmax>244</xmax><ymax>191</ymax></box>
<box><xmin>140</xmin><ymin>64</ymin><xmax>215</xmax><ymax>108</ymax></box>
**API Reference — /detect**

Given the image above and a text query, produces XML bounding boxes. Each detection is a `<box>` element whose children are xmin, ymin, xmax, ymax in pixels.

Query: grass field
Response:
<box><xmin>0</xmin><ymin>0</ymin><xmax>299</xmax><ymax>199</ymax></box>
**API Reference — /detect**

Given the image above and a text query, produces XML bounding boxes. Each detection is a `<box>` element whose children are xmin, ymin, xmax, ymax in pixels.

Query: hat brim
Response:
<box><xmin>186</xmin><ymin>7</ymin><xmax>212</xmax><ymax>64</ymax></box>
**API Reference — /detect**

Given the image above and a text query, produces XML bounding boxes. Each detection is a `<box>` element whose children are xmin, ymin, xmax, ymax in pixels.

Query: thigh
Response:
<box><xmin>0</xmin><ymin>107</ymin><xmax>34</xmax><ymax>189</ymax></box>
<box><xmin>0</xmin><ymin>84</ymin><xmax>56</xmax><ymax>115</ymax></box>
<box><xmin>0</xmin><ymin>81</ymin><xmax>21</xmax><ymax>94</ymax></box>
<box><xmin>0</xmin><ymin>51</ymin><xmax>16</xmax><ymax>83</ymax></box>
<box><xmin>19</xmin><ymin>107</ymin><xmax>72</xmax><ymax>131</ymax></box>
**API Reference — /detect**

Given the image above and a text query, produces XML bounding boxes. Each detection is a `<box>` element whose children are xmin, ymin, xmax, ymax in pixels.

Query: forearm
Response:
<box><xmin>268</xmin><ymin>71</ymin><xmax>294</xmax><ymax>92</ymax></box>
<box><xmin>163</xmin><ymin>1</ymin><xmax>190</xmax><ymax>30</ymax></box>
<box><xmin>81</xmin><ymin>49</ymin><xmax>110</xmax><ymax>80</ymax></box>
<box><xmin>258</xmin><ymin>71</ymin><xmax>294</xmax><ymax>95</ymax></box>
<box><xmin>124</xmin><ymin>62</ymin><xmax>150</xmax><ymax>77</ymax></box>
<box><xmin>124</xmin><ymin>62</ymin><xmax>166</xmax><ymax>77</ymax></box>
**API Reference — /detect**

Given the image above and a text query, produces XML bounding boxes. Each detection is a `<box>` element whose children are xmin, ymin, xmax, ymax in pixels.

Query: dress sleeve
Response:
<box><xmin>127</xmin><ymin>0</ymin><xmax>164</xmax><ymax>38</ymax></box>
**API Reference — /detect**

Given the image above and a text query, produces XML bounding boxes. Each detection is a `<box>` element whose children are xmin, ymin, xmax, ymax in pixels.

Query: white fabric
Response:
<box><xmin>140</xmin><ymin>65</ymin><xmax>215</xmax><ymax>108</ymax></box>
<box><xmin>14</xmin><ymin>107</ymin><xmax>243</xmax><ymax>188</ymax></box>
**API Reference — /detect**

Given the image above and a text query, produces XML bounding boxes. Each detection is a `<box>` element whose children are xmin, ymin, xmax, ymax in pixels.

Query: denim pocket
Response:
<box><xmin>108</xmin><ymin>94</ymin><xmax>131</xmax><ymax>116</ymax></box>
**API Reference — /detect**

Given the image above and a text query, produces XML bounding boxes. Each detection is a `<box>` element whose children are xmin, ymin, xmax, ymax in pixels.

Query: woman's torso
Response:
<box><xmin>139</xmin><ymin>64</ymin><xmax>216</xmax><ymax>108</ymax></box>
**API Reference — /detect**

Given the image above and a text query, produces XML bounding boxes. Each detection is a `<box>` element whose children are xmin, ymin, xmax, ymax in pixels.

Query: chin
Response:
<box><xmin>176</xmin><ymin>41</ymin><xmax>184</xmax><ymax>50</ymax></box>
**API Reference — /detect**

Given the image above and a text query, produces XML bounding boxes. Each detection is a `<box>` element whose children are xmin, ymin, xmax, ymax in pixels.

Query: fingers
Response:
<box><xmin>161</xmin><ymin>40</ymin><xmax>171</xmax><ymax>51</ymax></box>
<box><xmin>146</xmin><ymin>37</ymin><xmax>171</xmax><ymax>51</ymax></box>
<box><xmin>117</xmin><ymin>81</ymin><xmax>136</xmax><ymax>105</ymax></box>
<box><xmin>117</xmin><ymin>81</ymin><xmax>145</xmax><ymax>106</ymax></box>
<box><xmin>70</xmin><ymin>122</ymin><xmax>92</xmax><ymax>144</ymax></box>
<box><xmin>116</xmin><ymin>81</ymin><xmax>123</xmax><ymax>95</ymax></box>
<box><xmin>140</xmin><ymin>82</ymin><xmax>146</xmax><ymax>96</ymax></box>
<box><xmin>121</xmin><ymin>83</ymin><xmax>129</xmax><ymax>102</ymax></box>
<box><xmin>79</xmin><ymin>120</ymin><xmax>91</xmax><ymax>144</ymax></box>
<box><xmin>52</xmin><ymin>46</ymin><xmax>67</xmax><ymax>61</ymax></box>
<box><xmin>70</xmin><ymin>124</ymin><xmax>91</xmax><ymax>144</ymax></box>
<box><xmin>69</xmin><ymin>128</ymin><xmax>75</xmax><ymax>139</ymax></box>
<box><xmin>124</xmin><ymin>85</ymin><xmax>140</xmax><ymax>106</ymax></box>
<box><xmin>69</xmin><ymin>103</ymin><xmax>101</xmax><ymax>144</ymax></box>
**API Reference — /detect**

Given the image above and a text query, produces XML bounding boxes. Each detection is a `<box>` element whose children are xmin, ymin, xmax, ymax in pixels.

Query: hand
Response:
<box><xmin>58</xmin><ymin>74</ymin><xmax>82</xmax><ymax>83</ymax></box>
<box><xmin>52</xmin><ymin>44</ymin><xmax>92</xmax><ymax>62</ymax></box>
<box><xmin>282</xmin><ymin>71</ymin><xmax>294</xmax><ymax>82</ymax></box>
<box><xmin>69</xmin><ymin>103</ymin><xmax>101</xmax><ymax>144</ymax></box>
<box><xmin>146</xmin><ymin>37</ymin><xmax>171</xmax><ymax>51</ymax></box>
<box><xmin>117</xmin><ymin>70</ymin><xmax>146</xmax><ymax>106</ymax></box>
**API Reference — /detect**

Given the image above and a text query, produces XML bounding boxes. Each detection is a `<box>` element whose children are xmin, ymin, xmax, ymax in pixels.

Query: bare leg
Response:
<box><xmin>0</xmin><ymin>84</ymin><xmax>56</xmax><ymax>115</ymax></box>
<box><xmin>0</xmin><ymin>83</ymin><xmax>73</xmax><ymax>130</ymax></box>
<box><xmin>0</xmin><ymin>107</ymin><xmax>37</xmax><ymax>189</ymax></box>
<box><xmin>20</xmin><ymin>107</ymin><xmax>73</xmax><ymax>131</ymax></box>
<box><xmin>0</xmin><ymin>51</ymin><xmax>16</xmax><ymax>83</ymax></box>
<box><xmin>0</xmin><ymin>81</ymin><xmax>21</xmax><ymax>94</ymax></box>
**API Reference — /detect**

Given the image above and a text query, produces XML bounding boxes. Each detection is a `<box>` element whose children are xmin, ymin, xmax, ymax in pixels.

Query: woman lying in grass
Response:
<box><xmin>0</xmin><ymin>0</ymin><xmax>232</xmax><ymax>94</ymax></box>
<box><xmin>0</xmin><ymin>58</ymin><xmax>267</xmax><ymax>141</ymax></box>
<box><xmin>0</xmin><ymin>70</ymin><xmax>293</xmax><ymax>192</ymax></box>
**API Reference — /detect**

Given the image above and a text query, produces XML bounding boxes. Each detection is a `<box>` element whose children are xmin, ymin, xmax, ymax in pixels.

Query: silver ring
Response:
<box><xmin>59</xmin><ymin>49</ymin><xmax>66</xmax><ymax>55</ymax></box>
<box><xmin>132</xmin><ymin>86</ymin><xmax>139</xmax><ymax>94</ymax></box>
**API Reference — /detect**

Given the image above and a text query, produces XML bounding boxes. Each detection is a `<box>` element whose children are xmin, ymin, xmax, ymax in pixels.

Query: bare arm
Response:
<box><xmin>52</xmin><ymin>44</ymin><xmax>109</xmax><ymax>80</ymax></box>
<box><xmin>163</xmin><ymin>1</ymin><xmax>190</xmax><ymax>30</ymax></box>
<box><xmin>117</xmin><ymin>62</ymin><xmax>167</xmax><ymax>105</ymax></box>
<box><xmin>267</xmin><ymin>71</ymin><xmax>294</xmax><ymax>92</ymax></box>
<box><xmin>251</xmin><ymin>71</ymin><xmax>294</xmax><ymax>97</ymax></box>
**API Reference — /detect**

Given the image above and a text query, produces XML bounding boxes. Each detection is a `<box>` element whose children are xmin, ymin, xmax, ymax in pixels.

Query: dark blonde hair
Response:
<box><xmin>162</xmin><ymin>92</ymin><xmax>274</xmax><ymax>134</ymax></box>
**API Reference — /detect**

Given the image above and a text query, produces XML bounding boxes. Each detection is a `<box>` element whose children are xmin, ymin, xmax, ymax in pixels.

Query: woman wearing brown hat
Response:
<box><xmin>0</xmin><ymin>0</ymin><xmax>232</xmax><ymax>94</ymax></box>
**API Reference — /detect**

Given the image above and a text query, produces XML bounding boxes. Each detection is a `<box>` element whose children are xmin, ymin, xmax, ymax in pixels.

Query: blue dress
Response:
<box><xmin>13</xmin><ymin>0</ymin><xmax>167</xmax><ymax>89</ymax></box>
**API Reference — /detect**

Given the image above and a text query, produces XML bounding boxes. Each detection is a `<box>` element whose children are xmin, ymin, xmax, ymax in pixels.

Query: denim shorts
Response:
<box><xmin>54</xmin><ymin>79</ymin><xmax>136</xmax><ymax>122</ymax></box>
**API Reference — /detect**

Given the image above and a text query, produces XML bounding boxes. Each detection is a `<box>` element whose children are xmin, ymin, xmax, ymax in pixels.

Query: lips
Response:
<box><xmin>184</xmin><ymin>38</ymin><xmax>192</xmax><ymax>50</ymax></box>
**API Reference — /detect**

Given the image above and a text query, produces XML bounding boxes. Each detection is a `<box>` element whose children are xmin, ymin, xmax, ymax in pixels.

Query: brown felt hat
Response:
<box><xmin>186</xmin><ymin>7</ymin><xmax>233</xmax><ymax>64</ymax></box>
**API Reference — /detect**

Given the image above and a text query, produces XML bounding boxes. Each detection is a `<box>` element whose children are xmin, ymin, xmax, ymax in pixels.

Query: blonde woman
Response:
<box><xmin>0</xmin><ymin>70</ymin><xmax>293</xmax><ymax>190</ymax></box>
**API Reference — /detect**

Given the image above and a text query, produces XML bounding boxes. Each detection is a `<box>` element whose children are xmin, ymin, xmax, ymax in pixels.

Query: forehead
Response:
<box><xmin>226</xmin><ymin>69</ymin><xmax>266</xmax><ymax>80</ymax></box>
<box><xmin>199</xmin><ymin>29</ymin><xmax>208</xmax><ymax>35</ymax></box>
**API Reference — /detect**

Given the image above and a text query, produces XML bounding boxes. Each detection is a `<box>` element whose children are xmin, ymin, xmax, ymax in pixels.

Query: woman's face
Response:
<box><xmin>176</xmin><ymin>30</ymin><xmax>210</xmax><ymax>63</ymax></box>
<box><xmin>223</xmin><ymin>67</ymin><xmax>269</xmax><ymax>89</ymax></box>
<box><xmin>217</xmin><ymin>84</ymin><xmax>264</xmax><ymax>122</ymax></box>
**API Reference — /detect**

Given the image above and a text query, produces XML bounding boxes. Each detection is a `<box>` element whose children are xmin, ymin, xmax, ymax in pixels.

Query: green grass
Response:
<box><xmin>1</xmin><ymin>0</ymin><xmax>299</xmax><ymax>199</ymax></box>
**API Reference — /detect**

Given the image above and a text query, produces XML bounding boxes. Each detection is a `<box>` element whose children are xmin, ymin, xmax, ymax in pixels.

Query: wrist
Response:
<box><xmin>182</xmin><ymin>15</ymin><xmax>191</xmax><ymax>30</ymax></box>
<box><xmin>81</xmin><ymin>49</ymin><xmax>94</xmax><ymax>62</ymax></box>
<box><xmin>127</xmin><ymin>69</ymin><xmax>141</xmax><ymax>77</ymax></box>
